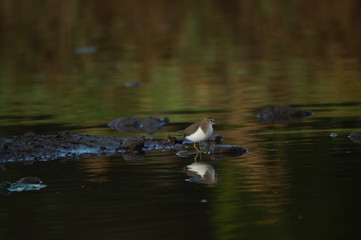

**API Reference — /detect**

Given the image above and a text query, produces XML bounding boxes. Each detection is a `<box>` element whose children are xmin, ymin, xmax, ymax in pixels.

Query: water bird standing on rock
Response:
<box><xmin>183</xmin><ymin>117</ymin><xmax>216</xmax><ymax>152</ymax></box>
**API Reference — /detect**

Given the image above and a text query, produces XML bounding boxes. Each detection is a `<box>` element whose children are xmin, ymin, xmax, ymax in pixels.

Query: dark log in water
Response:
<box><xmin>0</xmin><ymin>131</ymin><xmax>244</xmax><ymax>163</ymax></box>
<box><xmin>0</xmin><ymin>131</ymin><xmax>181</xmax><ymax>163</ymax></box>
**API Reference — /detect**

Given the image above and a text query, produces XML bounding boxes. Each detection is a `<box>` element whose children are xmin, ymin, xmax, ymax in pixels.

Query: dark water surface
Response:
<box><xmin>1</xmin><ymin>1</ymin><xmax>361</xmax><ymax>240</ymax></box>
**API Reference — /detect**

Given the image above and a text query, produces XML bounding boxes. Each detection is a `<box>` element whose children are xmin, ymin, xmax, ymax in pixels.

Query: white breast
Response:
<box><xmin>185</xmin><ymin>125</ymin><xmax>213</xmax><ymax>142</ymax></box>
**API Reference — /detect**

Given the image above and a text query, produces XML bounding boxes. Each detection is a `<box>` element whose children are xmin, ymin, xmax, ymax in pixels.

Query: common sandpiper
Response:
<box><xmin>183</xmin><ymin>117</ymin><xmax>216</xmax><ymax>152</ymax></box>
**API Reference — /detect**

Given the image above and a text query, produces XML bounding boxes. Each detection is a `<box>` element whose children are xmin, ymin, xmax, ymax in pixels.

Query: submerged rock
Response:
<box><xmin>108</xmin><ymin>116</ymin><xmax>170</xmax><ymax>134</ymax></box>
<box><xmin>142</xmin><ymin>117</ymin><xmax>166</xmax><ymax>134</ymax></box>
<box><xmin>210</xmin><ymin>144</ymin><xmax>248</xmax><ymax>155</ymax></box>
<box><xmin>257</xmin><ymin>105</ymin><xmax>314</xmax><ymax>124</ymax></box>
<box><xmin>108</xmin><ymin>117</ymin><xmax>142</xmax><ymax>132</ymax></box>
<box><xmin>349</xmin><ymin>131</ymin><xmax>361</xmax><ymax>143</ymax></box>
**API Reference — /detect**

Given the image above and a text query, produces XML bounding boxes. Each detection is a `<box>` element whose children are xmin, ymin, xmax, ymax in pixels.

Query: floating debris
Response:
<box><xmin>0</xmin><ymin>177</ymin><xmax>47</xmax><ymax>195</ymax></box>
<box><xmin>257</xmin><ymin>105</ymin><xmax>314</xmax><ymax>124</ymax></box>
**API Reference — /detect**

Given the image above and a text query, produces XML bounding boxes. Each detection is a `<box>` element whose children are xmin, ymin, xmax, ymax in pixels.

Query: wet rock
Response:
<box><xmin>210</xmin><ymin>144</ymin><xmax>248</xmax><ymax>155</ymax></box>
<box><xmin>108</xmin><ymin>117</ymin><xmax>142</xmax><ymax>132</ymax></box>
<box><xmin>24</xmin><ymin>132</ymin><xmax>36</xmax><ymax>137</ymax></box>
<box><xmin>176</xmin><ymin>150</ymin><xmax>190</xmax><ymax>158</ymax></box>
<box><xmin>257</xmin><ymin>105</ymin><xmax>314</xmax><ymax>124</ymax></box>
<box><xmin>0</xmin><ymin>132</ymin><xmax>124</xmax><ymax>162</ymax></box>
<box><xmin>0</xmin><ymin>131</ymin><xmax>186</xmax><ymax>163</ymax></box>
<box><xmin>173</xmin><ymin>143</ymin><xmax>186</xmax><ymax>151</ymax></box>
<box><xmin>142</xmin><ymin>136</ymin><xmax>183</xmax><ymax>151</ymax></box>
<box><xmin>349</xmin><ymin>131</ymin><xmax>361</xmax><ymax>143</ymax></box>
<box><xmin>121</xmin><ymin>137</ymin><xmax>145</xmax><ymax>152</ymax></box>
<box><xmin>165</xmin><ymin>136</ymin><xmax>181</xmax><ymax>145</ymax></box>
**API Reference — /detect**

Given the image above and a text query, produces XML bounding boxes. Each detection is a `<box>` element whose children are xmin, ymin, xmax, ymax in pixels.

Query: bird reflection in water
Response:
<box><xmin>184</xmin><ymin>161</ymin><xmax>218</xmax><ymax>186</ymax></box>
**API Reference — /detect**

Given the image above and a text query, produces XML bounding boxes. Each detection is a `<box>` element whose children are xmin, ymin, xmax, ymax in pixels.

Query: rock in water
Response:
<box><xmin>210</xmin><ymin>145</ymin><xmax>248</xmax><ymax>155</ymax></box>
<box><xmin>257</xmin><ymin>105</ymin><xmax>313</xmax><ymax>123</ymax></box>
<box><xmin>142</xmin><ymin>117</ymin><xmax>165</xmax><ymax>134</ymax></box>
<box><xmin>121</xmin><ymin>137</ymin><xmax>145</xmax><ymax>152</ymax></box>
<box><xmin>108</xmin><ymin>117</ymin><xmax>142</xmax><ymax>132</ymax></box>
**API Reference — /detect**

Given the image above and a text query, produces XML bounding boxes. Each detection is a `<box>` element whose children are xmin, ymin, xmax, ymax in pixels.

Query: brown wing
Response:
<box><xmin>183</xmin><ymin>121</ymin><xmax>201</xmax><ymax>137</ymax></box>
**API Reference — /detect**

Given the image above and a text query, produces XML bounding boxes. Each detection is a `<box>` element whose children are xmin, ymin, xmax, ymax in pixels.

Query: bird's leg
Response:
<box><xmin>193</xmin><ymin>142</ymin><xmax>201</xmax><ymax>153</ymax></box>
<box><xmin>194</xmin><ymin>152</ymin><xmax>199</xmax><ymax>162</ymax></box>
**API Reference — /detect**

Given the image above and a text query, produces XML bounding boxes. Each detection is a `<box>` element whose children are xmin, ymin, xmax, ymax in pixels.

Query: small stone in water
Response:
<box><xmin>176</xmin><ymin>150</ymin><xmax>190</xmax><ymax>158</ymax></box>
<box><xmin>330</xmin><ymin>133</ymin><xmax>338</xmax><ymax>137</ymax></box>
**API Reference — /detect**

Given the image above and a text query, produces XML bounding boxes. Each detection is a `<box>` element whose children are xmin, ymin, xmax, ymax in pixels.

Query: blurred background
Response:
<box><xmin>0</xmin><ymin>0</ymin><xmax>360</xmax><ymax>136</ymax></box>
<box><xmin>0</xmin><ymin>1</ymin><xmax>361</xmax><ymax>240</ymax></box>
